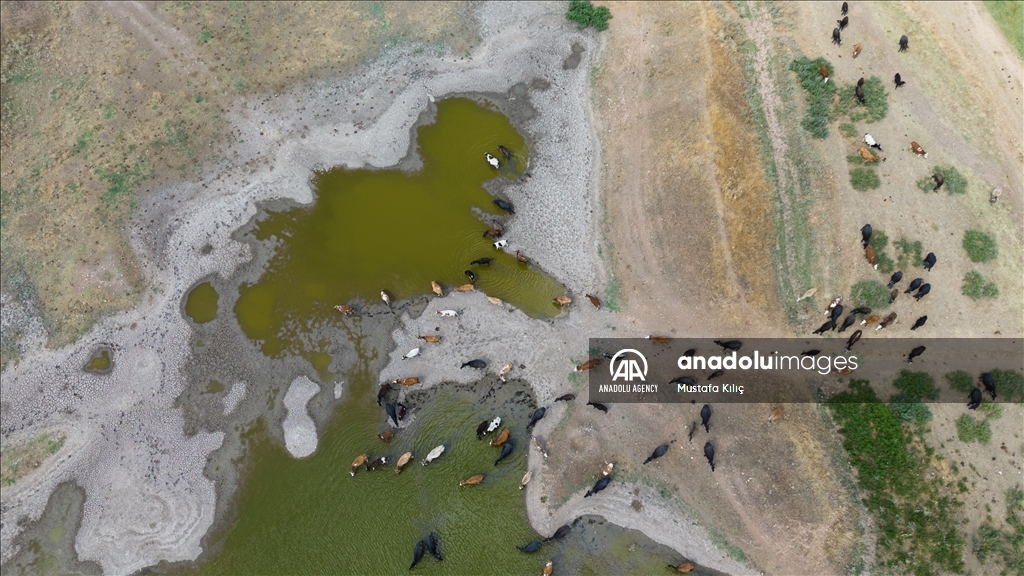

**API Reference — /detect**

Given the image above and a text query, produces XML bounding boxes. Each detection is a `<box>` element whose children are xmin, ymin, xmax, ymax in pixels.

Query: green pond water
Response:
<box><xmin>185</xmin><ymin>282</ymin><xmax>220</xmax><ymax>324</ymax></box>
<box><xmin>83</xmin><ymin>349</ymin><xmax>111</xmax><ymax>373</ymax></box>
<box><xmin>233</xmin><ymin>98</ymin><xmax>566</xmax><ymax>360</ymax></box>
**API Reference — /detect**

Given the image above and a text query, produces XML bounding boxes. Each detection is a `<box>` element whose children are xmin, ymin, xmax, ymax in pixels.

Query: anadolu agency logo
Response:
<box><xmin>610</xmin><ymin>349</ymin><xmax>648</xmax><ymax>382</ymax></box>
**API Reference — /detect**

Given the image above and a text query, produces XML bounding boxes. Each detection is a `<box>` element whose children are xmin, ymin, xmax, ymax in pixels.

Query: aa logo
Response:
<box><xmin>610</xmin><ymin>349</ymin><xmax>648</xmax><ymax>382</ymax></box>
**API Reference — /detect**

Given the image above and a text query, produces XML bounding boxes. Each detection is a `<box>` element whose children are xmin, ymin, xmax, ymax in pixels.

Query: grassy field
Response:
<box><xmin>984</xmin><ymin>0</ymin><xmax>1024</xmax><ymax>60</ymax></box>
<box><xmin>0</xmin><ymin>432</ymin><xmax>65</xmax><ymax>486</ymax></box>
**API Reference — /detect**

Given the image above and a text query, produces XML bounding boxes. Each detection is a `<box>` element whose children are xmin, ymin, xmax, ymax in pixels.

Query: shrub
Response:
<box><xmin>839</xmin><ymin>123</ymin><xmax>858</xmax><ymax>137</ymax></box>
<box><xmin>916</xmin><ymin>175</ymin><xmax>936</xmax><ymax>192</ymax></box>
<box><xmin>789</xmin><ymin>57</ymin><xmax>837</xmax><ymax>138</ymax></box>
<box><xmin>833</xmin><ymin>76</ymin><xmax>889</xmax><ymax>123</ymax></box>
<box><xmin>874</xmin><ymin>251</ymin><xmax>895</xmax><ymax>275</ymax></box>
<box><xmin>892</xmin><ymin>370</ymin><xmax>939</xmax><ymax>401</ymax></box>
<box><xmin>566</xmin><ymin>0</ymin><xmax>612</xmax><ymax>31</ymax></box>
<box><xmin>850</xmin><ymin>167</ymin><xmax>880</xmax><ymax>191</ymax></box>
<box><xmin>990</xmin><ymin>368</ymin><xmax>1024</xmax><ymax>402</ymax></box>
<box><xmin>889</xmin><ymin>393</ymin><xmax>932</xmax><ymax>426</ymax></box>
<box><xmin>850</xmin><ymin>280</ymin><xmax>891</xmax><ymax>309</ymax></box>
<box><xmin>846</xmin><ymin>154</ymin><xmax>869</xmax><ymax>165</ymax></box>
<box><xmin>934</xmin><ymin>165</ymin><xmax>968</xmax><ymax>195</ymax></box>
<box><xmin>945</xmin><ymin>370</ymin><xmax>974</xmax><ymax>394</ymax></box>
<box><xmin>956</xmin><ymin>414</ymin><xmax>992</xmax><ymax>443</ymax></box>
<box><xmin>962</xmin><ymin>271</ymin><xmax>999</xmax><ymax>300</ymax></box>
<box><xmin>894</xmin><ymin>237</ymin><xmax>922</xmax><ymax>270</ymax></box>
<box><xmin>868</xmin><ymin>229</ymin><xmax>888</xmax><ymax>252</ymax></box>
<box><xmin>963</xmin><ymin>230</ymin><xmax>997</xmax><ymax>262</ymax></box>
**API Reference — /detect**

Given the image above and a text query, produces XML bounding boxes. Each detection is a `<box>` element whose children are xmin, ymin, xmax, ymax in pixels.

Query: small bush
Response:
<box><xmin>892</xmin><ymin>370</ymin><xmax>939</xmax><ymax>401</ymax></box>
<box><xmin>945</xmin><ymin>370</ymin><xmax>974</xmax><ymax>394</ymax></box>
<box><xmin>962</xmin><ymin>271</ymin><xmax>999</xmax><ymax>300</ymax></box>
<box><xmin>850</xmin><ymin>280</ymin><xmax>891</xmax><ymax>309</ymax></box>
<box><xmin>991</xmin><ymin>369</ymin><xmax>1024</xmax><ymax>402</ymax></box>
<box><xmin>894</xmin><ymin>237</ymin><xmax>923</xmax><ymax>270</ymax></box>
<box><xmin>839</xmin><ymin>123</ymin><xmax>858</xmax><ymax>137</ymax></box>
<box><xmin>889</xmin><ymin>393</ymin><xmax>933</xmax><ymax>426</ymax></box>
<box><xmin>846</xmin><ymin>154</ymin><xmax>869</xmax><ymax>165</ymax></box>
<box><xmin>566</xmin><ymin>0</ymin><xmax>612</xmax><ymax>31</ymax></box>
<box><xmin>934</xmin><ymin>165</ymin><xmax>968</xmax><ymax>195</ymax></box>
<box><xmin>850</xmin><ymin>167</ymin><xmax>880</xmax><ymax>191</ymax></box>
<box><xmin>978</xmin><ymin>402</ymin><xmax>1003</xmax><ymax>420</ymax></box>
<box><xmin>868</xmin><ymin>229</ymin><xmax>888</xmax><ymax>252</ymax></box>
<box><xmin>916</xmin><ymin>175</ymin><xmax>935</xmax><ymax>192</ymax></box>
<box><xmin>963</xmin><ymin>230</ymin><xmax>998</xmax><ymax>262</ymax></box>
<box><xmin>956</xmin><ymin>414</ymin><xmax>992</xmax><ymax>443</ymax></box>
<box><xmin>790</xmin><ymin>57</ymin><xmax>837</xmax><ymax>138</ymax></box>
<box><xmin>873</xmin><ymin>251</ymin><xmax>895</xmax><ymax>275</ymax></box>
<box><xmin>833</xmin><ymin>76</ymin><xmax>889</xmax><ymax>123</ymax></box>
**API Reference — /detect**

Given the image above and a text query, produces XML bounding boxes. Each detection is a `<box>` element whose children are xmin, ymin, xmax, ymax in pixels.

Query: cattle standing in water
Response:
<box><xmin>923</xmin><ymin>252</ymin><xmax>936</xmax><ymax>271</ymax></box>
<box><xmin>888</xmin><ymin>271</ymin><xmax>903</xmax><ymax>289</ymax></box>
<box><xmin>813</xmin><ymin>320</ymin><xmax>836</xmax><ymax>335</ymax></box>
<box><xmin>913</xmin><ymin>283</ymin><xmax>931</xmax><ymax>301</ymax></box>
<box><xmin>422</xmin><ymin>445</ymin><xmax>445</xmax><ymax>466</ymax></box>
<box><xmin>495</xmin><ymin>439</ymin><xmax>515</xmax><ymax>465</ymax></box>
<box><xmin>861</xmin><ymin>224</ymin><xmax>873</xmax><ymax>248</ymax></box>
<box><xmin>714</xmin><ymin>340</ymin><xmax>742</xmax><ymax>352</ymax></box>
<box><xmin>487</xmin><ymin>416</ymin><xmax>501</xmax><ymax>434</ymax></box>
<box><xmin>526</xmin><ymin>407</ymin><xmax>547</xmax><ymax>431</ymax></box>
<box><xmin>395</xmin><ymin>452</ymin><xmax>414</xmax><ymax>474</ymax></box>
<box><xmin>461</xmin><ymin>359</ymin><xmax>487</xmax><ymax>369</ymax></box>
<box><xmin>483</xmin><ymin>227</ymin><xmax>502</xmax><ymax>239</ymax></box>
<box><xmin>855</xmin><ymin>83</ymin><xmax>866</xmax><ymax>104</ymax></box>
<box><xmin>864</xmin><ymin>134</ymin><xmax>882</xmax><ymax>151</ymax></box>
<box><xmin>838</xmin><ymin>314</ymin><xmax>857</xmax><ymax>333</ymax></box>
<box><xmin>845</xmin><ymin>330</ymin><xmax>862</xmax><ymax>350</ymax></box>
<box><xmin>899</xmin><ymin>34</ymin><xmax>909</xmax><ymax>52</ymax></box>
<box><xmin>669</xmin><ymin>561</ymin><xmax>696</xmax><ymax>573</ymax></box>
<box><xmin>366</xmin><ymin>456</ymin><xmax>387</xmax><ymax>471</ymax></box>
<box><xmin>545</xmin><ymin>525</ymin><xmax>571</xmax><ymax>542</ymax></box>
<box><xmin>968</xmin><ymin>387</ymin><xmax>982</xmax><ymax>410</ymax></box>
<box><xmin>981</xmin><ymin>373</ymin><xmax>997</xmax><ymax>400</ymax></box>
<box><xmin>385</xmin><ymin>402</ymin><xmax>399</xmax><ymax>426</ymax></box>
<box><xmin>543</xmin><ymin>560</ymin><xmax>553</xmax><ymax>576</ymax></box>
<box><xmin>837</xmin><ymin>16</ymin><xmax>849</xmax><ymax>30</ymax></box>
<box><xmin>832</xmin><ymin>27</ymin><xmax>842</xmax><ymax>45</ymax></box>
<box><xmin>932</xmin><ymin>172</ymin><xmax>945</xmax><ymax>192</ymax></box>
<box><xmin>830</xmin><ymin>305</ymin><xmax>844</xmax><ymax>325</ymax></box>
<box><xmin>555</xmin><ymin>393</ymin><xmax>576</xmax><ymax>402</ymax></box>
<box><xmin>907</xmin><ymin>346</ymin><xmax>926</xmax><ymax>363</ymax></box>
<box><xmin>427</xmin><ymin>533</ymin><xmax>443</xmax><ymax>561</ymax></box>
<box><xmin>517</xmin><ymin>541</ymin><xmax>542</xmax><ymax>553</ymax></box>
<box><xmin>351</xmin><ymin>454</ymin><xmax>368</xmax><ymax>476</ymax></box>
<box><xmin>520</xmin><ymin>470</ymin><xmax>533</xmax><ymax>490</ymax></box>
<box><xmin>554</xmin><ymin>295</ymin><xmax>572</xmax><ymax>306</ymax></box>
<box><xmin>378</xmin><ymin>429</ymin><xmax>393</xmax><ymax>442</ymax></box>
<box><xmin>471</xmin><ymin>257</ymin><xmax>492</xmax><ymax>266</ymax></box>
<box><xmin>333</xmin><ymin>304</ymin><xmax>355</xmax><ymax>315</ymax></box>
<box><xmin>377</xmin><ymin>383</ymin><xmax>393</xmax><ymax>406</ymax></box>
<box><xmin>643</xmin><ymin>444</ymin><xmax>669</xmax><ymax>465</ymax></box>
<box><xmin>877</xmin><ymin>312</ymin><xmax>897</xmax><ymax>331</ymax></box>
<box><xmin>910</xmin><ymin>316</ymin><xmax>927</xmax><ymax>330</ymax></box>
<box><xmin>493</xmin><ymin>199</ymin><xmax>515</xmax><ymax>214</ymax></box>
<box><xmin>498</xmin><ymin>145</ymin><xmax>513</xmax><ymax>160</ymax></box>
<box><xmin>490</xmin><ymin>429</ymin><xmax>510</xmax><ymax>449</ymax></box>
<box><xmin>890</xmin><ymin>289</ymin><xmax>899</xmax><ymax>304</ymax></box>
<box><xmin>515</xmin><ymin>251</ymin><xmax>529</xmax><ymax>264</ymax></box>
<box><xmin>894</xmin><ymin>72</ymin><xmax>906</xmax><ymax>88</ymax></box>
<box><xmin>585</xmin><ymin>476</ymin><xmax>612</xmax><ymax>497</ymax></box>
<box><xmin>485</xmin><ymin>152</ymin><xmax>500</xmax><ymax>169</ymax></box>
<box><xmin>911</xmin><ymin>141</ymin><xmax>928</xmax><ymax>158</ymax></box>
<box><xmin>410</xmin><ymin>540</ymin><xmax>426</xmax><ymax>570</ymax></box>
<box><xmin>704</xmin><ymin>442</ymin><xmax>716</xmax><ymax>472</ymax></box>
<box><xmin>905</xmin><ymin>278</ymin><xmax>923</xmax><ymax>294</ymax></box>
<box><xmin>460</xmin><ymin>474</ymin><xmax>484</xmax><ymax>487</ymax></box>
<box><xmin>588</xmin><ymin>401</ymin><xmax>609</xmax><ymax>413</ymax></box>
<box><xmin>476</xmin><ymin>420</ymin><xmax>490</xmax><ymax>439</ymax></box>
<box><xmin>701</xmin><ymin>404</ymin><xmax>712</xmax><ymax>433</ymax></box>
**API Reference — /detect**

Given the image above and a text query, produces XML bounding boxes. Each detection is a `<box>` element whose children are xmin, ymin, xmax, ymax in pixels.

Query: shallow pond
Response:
<box><xmin>184</xmin><ymin>282</ymin><xmax>220</xmax><ymax>324</ymax></box>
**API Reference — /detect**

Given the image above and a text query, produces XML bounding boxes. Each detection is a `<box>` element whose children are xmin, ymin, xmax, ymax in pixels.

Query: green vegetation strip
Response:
<box><xmin>789</xmin><ymin>56</ymin><xmax>836</xmax><ymax>138</ymax></box>
<box><xmin>962</xmin><ymin>270</ymin><xmax>999</xmax><ymax>300</ymax></box>
<box><xmin>833</xmin><ymin>77</ymin><xmax>889</xmax><ymax>123</ymax></box>
<box><xmin>1</xmin><ymin>432</ymin><xmax>66</xmax><ymax>486</ymax></box>
<box><xmin>973</xmin><ymin>486</ymin><xmax>1024</xmax><ymax>574</ymax></box>
<box><xmin>566</xmin><ymin>0</ymin><xmax>612</xmax><ymax>31</ymax></box>
<box><xmin>867</xmin><ymin>229</ymin><xmax>894</xmax><ymax>275</ymax></box>
<box><xmin>983</xmin><ymin>0</ymin><xmax>1024</xmax><ymax>60</ymax></box>
<box><xmin>828</xmin><ymin>380</ymin><xmax>964</xmax><ymax>574</ymax></box>
<box><xmin>849</xmin><ymin>167</ymin><xmax>880</xmax><ymax>191</ymax></box>
<box><xmin>849</xmin><ymin>280</ymin><xmax>890</xmax><ymax>309</ymax></box>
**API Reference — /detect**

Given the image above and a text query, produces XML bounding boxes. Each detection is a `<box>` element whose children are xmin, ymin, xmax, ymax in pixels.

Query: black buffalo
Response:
<box><xmin>861</xmin><ymin>224</ymin><xmax>872</xmax><ymax>248</ymax></box>
<box><xmin>526</xmin><ymin>407</ymin><xmax>546</xmax><ymax>431</ymax></box>
<box><xmin>899</xmin><ymin>34</ymin><xmax>909</xmax><ymax>52</ymax></box>
<box><xmin>495</xmin><ymin>439</ymin><xmax>515</xmax><ymax>466</ymax></box>
<box><xmin>837</xmin><ymin>16</ymin><xmax>849</xmax><ymax>31</ymax></box>
<box><xmin>907</xmin><ymin>346</ymin><xmax>926</xmax><ymax>363</ymax></box>
<box><xmin>410</xmin><ymin>540</ymin><xmax>426</xmax><ymax>570</ymax></box>
<box><xmin>913</xmin><ymin>284</ymin><xmax>931</xmax><ymax>301</ymax></box>
<box><xmin>493</xmin><ymin>199</ymin><xmax>515</xmax><ymax>214</ymax></box>
<box><xmin>714</xmin><ymin>339</ymin><xmax>742</xmax><ymax>351</ymax></box>
<box><xmin>981</xmin><ymin>373</ymin><xmax>997</xmax><ymax>400</ymax></box>
<box><xmin>968</xmin><ymin>387</ymin><xmax>982</xmax><ymax>410</ymax></box>
<box><xmin>838</xmin><ymin>314</ymin><xmax>857</xmax><ymax>333</ymax></box>
<box><xmin>887</xmin><ymin>271</ymin><xmax>903</xmax><ymax>289</ymax></box>
<box><xmin>516</xmin><ymin>541</ymin><xmax>542</xmax><ymax>553</ymax></box>
<box><xmin>585</xmin><ymin>476</ymin><xmax>611</xmax><ymax>498</ymax></box>
<box><xmin>643</xmin><ymin>444</ymin><xmax>669</xmax><ymax>465</ymax></box>
<box><xmin>701</xmin><ymin>404</ymin><xmax>712</xmax><ymax>433</ymax></box>
<box><xmin>545</xmin><ymin>525</ymin><xmax>571</xmax><ymax>542</ymax></box>
<box><xmin>587</xmin><ymin>401</ymin><xmax>609</xmax><ymax>413</ymax></box>
<box><xmin>905</xmin><ymin>278</ymin><xmax>923</xmax><ymax>294</ymax></box>
<box><xmin>845</xmin><ymin>329</ymin><xmax>862</xmax><ymax>351</ymax></box>
<box><xmin>461</xmin><ymin>359</ymin><xmax>487</xmax><ymax>369</ymax></box>
<box><xmin>426</xmin><ymin>533</ymin><xmax>443</xmax><ymax>561</ymax></box>
<box><xmin>813</xmin><ymin>320</ymin><xmax>835</xmax><ymax>335</ymax></box>
<box><xmin>704</xmin><ymin>442</ymin><xmax>716</xmax><ymax>472</ymax></box>
<box><xmin>923</xmin><ymin>252</ymin><xmax>936</xmax><ymax>271</ymax></box>
<box><xmin>910</xmin><ymin>316</ymin><xmax>927</xmax><ymax>331</ymax></box>
<box><xmin>832</xmin><ymin>27</ymin><xmax>842</xmax><ymax>45</ymax></box>
<box><xmin>894</xmin><ymin>72</ymin><xmax>906</xmax><ymax>88</ymax></box>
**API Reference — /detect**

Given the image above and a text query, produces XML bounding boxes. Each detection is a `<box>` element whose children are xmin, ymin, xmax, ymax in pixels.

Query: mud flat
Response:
<box><xmin>1</xmin><ymin>2</ymin><xmax>742</xmax><ymax>574</ymax></box>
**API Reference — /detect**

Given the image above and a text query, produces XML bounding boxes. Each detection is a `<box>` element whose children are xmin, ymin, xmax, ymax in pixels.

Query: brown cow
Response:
<box><xmin>351</xmin><ymin>454</ymin><xmax>368</xmax><ymax>476</ymax></box>
<box><xmin>910</xmin><ymin>141</ymin><xmax>928</xmax><ymax>158</ymax></box>
<box><xmin>334</xmin><ymin>304</ymin><xmax>355</xmax><ymax>315</ymax></box>
<box><xmin>394</xmin><ymin>452</ymin><xmax>413</xmax><ymax>474</ymax></box>
<box><xmin>859</xmin><ymin>147</ymin><xmax>879</xmax><ymax>162</ymax></box>
<box><xmin>454</xmin><ymin>284</ymin><xmax>475</xmax><ymax>292</ymax></box>
<box><xmin>768</xmin><ymin>407</ymin><xmax>785</xmax><ymax>423</ymax></box>
<box><xmin>431</xmin><ymin>281</ymin><xmax>443</xmax><ymax>296</ymax></box>
<box><xmin>516</xmin><ymin>251</ymin><xmax>529</xmax><ymax>264</ymax></box>
<box><xmin>648</xmin><ymin>335</ymin><xmax>671</xmax><ymax>344</ymax></box>
<box><xmin>853</xmin><ymin>43</ymin><xmax>862</xmax><ymax>58</ymax></box>
<box><xmin>459</xmin><ymin>474</ymin><xmax>484</xmax><ymax>487</ymax></box>
<box><xmin>586</xmin><ymin>294</ymin><xmax>601</xmax><ymax>308</ymax></box>
<box><xmin>489</xmin><ymin>428</ymin><xmax>510</xmax><ymax>446</ymax></box>
<box><xmin>393</xmin><ymin>377</ymin><xmax>420</xmax><ymax>386</ymax></box>
<box><xmin>865</xmin><ymin>245</ymin><xmax>878</xmax><ymax>268</ymax></box>
<box><xmin>378</xmin><ymin>429</ymin><xmax>394</xmax><ymax>442</ymax></box>
<box><xmin>876</xmin><ymin>312</ymin><xmax>897</xmax><ymax>331</ymax></box>
<box><xmin>575</xmin><ymin>358</ymin><xmax>601</xmax><ymax>372</ymax></box>
<box><xmin>861</xmin><ymin>314</ymin><xmax>880</xmax><ymax>326</ymax></box>
<box><xmin>418</xmin><ymin>335</ymin><xmax>441</xmax><ymax>343</ymax></box>
<box><xmin>890</xmin><ymin>288</ymin><xmax>899</xmax><ymax>304</ymax></box>
<box><xmin>819</xmin><ymin>64</ymin><xmax>830</xmax><ymax>83</ymax></box>
<box><xmin>554</xmin><ymin>295</ymin><xmax>572</xmax><ymax>306</ymax></box>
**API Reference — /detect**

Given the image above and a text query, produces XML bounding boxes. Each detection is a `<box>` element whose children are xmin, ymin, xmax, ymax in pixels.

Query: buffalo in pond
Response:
<box><xmin>701</xmin><ymin>404</ymin><xmax>712</xmax><ymax>433</ymax></box>
<box><xmin>498</xmin><ymin>144</ymin><xmax>513</xmax><ymax>160</ymax></box>
<box><xmin>923</xmin><ymin>252</ymin><xmax>936</xmax><ymax>271</ymax></box>
<box><xmin>476</xmin><ymin>420</ymin><xmax>490</xmax><ymax>438</ymax></box>
<box><xmin>461</xmin><ymin>359</ymin><xmax>487</xmax><ymax>369</ymax></box>
<box><xmin>643</xmin><ymin>444</ymin><xmax>669</xmax><ymax>465</ymax></box>
<box><xmin>714</xmin><ymin>340</ymin><xmax>742</xmax><ymax>351</ymax></box>
<box><xmin>911</xmin><ymin>316</ymin><xmax>927</xmax><ymax>331</ymax></box>
<box><xmin>495</xmin><ymin>439</ymin><xmax>515</xmax><ymax>466</ymax></box>
<box><xmin>981</xmin><ymin>373</ymin><xmax>997</xmax><ymax>400</ymax></box>
<box><xmin>861</xmin><ymin>224</ymin><xmax>872</xmax><ymax>248</ymax></box>
<box><xmin>899</xmin><ymin>34</ymin><xmax>909</xmax><ymax>52</ymax></box>
<box><xmin>493</xmin><ymin>199</ymin><xmax>515</xmax><ymax>214</ymax></box>
<box><xmin>904</xmin><ymin>278</ymin><xmax>923</xmax><ymax>294</ymax></box>
<box><xmin>588</xmin><ymin>401</ymin><xmax>609</xmax><ymax>413</ymax></box>
<box><xmin>887</xmin><ymin>271</ymin><xmax>903</xmax><ymax>289</ymax></box>
<box><xmin>968</xmin><ymin>387</ymin><xmax>982</xmax><ymax>410</ymax></box>
<box><xmin>517</xmin><ymin>541</ymin><xmax>542</xmax><ymax>553</ymax></box>
<box><xmin>464</xmin><ymin>270</ymin><xmax>476</xmax><ymax>282</ymax></box>
<box><xmin>526</xmin><ymin>407</ymin><xmax>546</xmax><ymax>431</ymax></box>
<box><xmin>471</xmin><ymin>257</ymin><xmax>492</xmax><ymax>266</ymax></box>
<box><xmin>907</xmin><ymin>346</ymin><xmax>926</xmax><ymax>363</ymax></box>
<box><xmin>894</xmin><ymin>72</ymin><xmax>906</xmax><ymax>88</ymax></box>
<box><xmin>585</xmin><ymin>476</ymin><xmax>611</xmax><ymax>498</ymax></box>
<box><xmin>377</xmin><ymin>383</ymin><xmax>393</xmax><ymax>406</ymax></box>
<box><xmin>545</xmin><ymin>525</ymin><xmax>571</xmax><ymax>542</ymax></box>
<box><xmin>832</xmin><ymin>27</ymin><xmax>842</xmax><ymax>45</ymax></box>
<box><xmin>426</xmin><ymin>533</ymin><xmax>443</xmax><ymax>561</ymax></box>
<box><xmin>913</xmin><ymin>284</ymin><xmax>931</xmax><ymax>300</ymax></box>
<box><xmin>410</xmin><ymin>540</ymin><xmax>426</xmax><ymax>570</ymax></box>
<box><xmin>385</xmin><ymin>402</ymin><xmax>399</xmax><ymax>426</ymax></box>
<box><xmin>704</xmin><ymin>442</ymin><xmax>716</xmax><ymax>472</ymax></box>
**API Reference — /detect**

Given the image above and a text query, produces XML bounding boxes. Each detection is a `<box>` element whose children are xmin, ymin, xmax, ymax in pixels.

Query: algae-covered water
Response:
<box><xmin>185</xmin><ymin>282</ymin><xmax>220</xmax><ymax>324</ymax></box>
<box><xmin>234</xmin><ymin>98</ymin><xmax>566</xmax><ymax>360</ymax></box>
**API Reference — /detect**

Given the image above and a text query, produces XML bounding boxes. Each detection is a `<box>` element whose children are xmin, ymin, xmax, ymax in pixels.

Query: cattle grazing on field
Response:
<box><xmin>899</xmin><ymin>34</ymin><xmax>909</xmax><ymax>52</ymax></box>
<box><xmin>845</xmin><ymin>329</ymin><xmax>862</xmax><ymax>350</ymax></box>
<box><xmin>832</xmin><ymin>27</ymin><xmax>842</xmax><ymax>45</ymax></box>
<box><xmin>704</xmin><ymin>442</ymin><xmax>716</xmax><ymax>472</ymax></box>
<box><xmin>968</xmin><ymin>387</ymin><xmax>982</xmax><ymax>410</ymax></box>
<box><xmin>855</xmin><ymin>83</ymin><xmax>866</xmax><ymax>104</ymax></box>
<box><xmin>913</xmin><ymin>283</ymin><xmax>931</xmax><ymax>300</ymax></box>
<box><xmin>838</xmin><ymin>314</ymin><xmax>857</xmax><ymax>333</ymax></box>
<box><xmin>813</xmin><ymin>320</ymin><xmax>836</xmax><ymax>335</ymax></box>
<box><xmin>890</xmin><ymin>289</ymin><xmax>899</xmax><ymax>304</ymax></box>
<box><xmin>851</xmin><ymin>306</ymin><xmax>871</xmax><ymax>315</ymax></box>
<box><xmin>981</xmin><ymin>373</ymin><xmax>997</xmax><ymax>400</ymax></box>
<box><xmin>820</xmin><ymin>64</ymin><xmax>830</xmax><ymax>83</ymax></box>
<box><xmin>859</xmin><ymin>146</ymin><xmax>879</xmax><ymax>162</ymax></box>
<box><xmin>894</xmin><ymin>72</ymin><xmax>906</xmax><ymax>88</ymax></box>
<box><xmin>861</xmin><ymin>223</ymin><xmax>872</xmax><ymax>247</ymax></box>
<box><xmin>910</xmin><ymin>316</ymin><xmax>927</xmax><ymax>331</ymax></box>
<box><xmin>643</xmin><ymin>444</ymin><xmax>669</xmax><ymax>465</ymax></box>
<box><xmin>701</xmin><ymin>404</ymin><xmax>712</xmax><ymax>433</ymax></box>
<box><xmin>853</xmin><ymin>43</ymin><xmax>862</xmax><ymax>58</ymax></box>
<box><xmin>861</xmin><ymin>315</ymin><xmax>880</xmax><ymax>326</ymax></box>
<box><xmin>585</xmin><ymin>476</ymin><xmax>612</xmax><ymax>498</ymax></box>
<box><xmin>865</xmin><ymin>245</ymin><xmax>878</xmax><ymax>268</ymax></box>
<box><xmin>911</xmin><ymin>141</ymin><xmax>927</xmax><ymax>158</ymax></box>
<box><xmin>907</xmin><ymin>346</ymin><xmax>926</xmax><ymax>363</ymax></box>
<box><xmin>588</xmin><ymin>401</ymin><xmax>609</xmax><ymax>413</ymax></box>
<box><xmin>830</xmin><ymin>304</ymin><xmax>844</xmax><ymax>325</ymax></box>
<box><xmin>923</xmin><ymin>252</ymin><xmax>936</xmax><ymax>271</ymax></box>
<box><xmin>932</xmin><ymin>172</ymin><xmax>944</xmax><ymax>191</ymax></box>
<box><xmin>864</xmin><ymin>133</ymin><xmax>882</xmax><ymax>151</ymax></box>
<box><xmin>837</xmin><ymin>16</ymin><xmax>849</xmax><ymax>30</ymax></box>
<box><xmin>876</xmin><ymin>312</ymin><xmax>897</xmax><ymax>331</ymax></box>
<box><xmin>887</xmin><ymin>271</ymin><xmax>903</xmax><ymax>289</ymax></box>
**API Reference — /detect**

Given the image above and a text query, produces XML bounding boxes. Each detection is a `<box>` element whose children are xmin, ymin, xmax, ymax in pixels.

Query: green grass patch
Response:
<box><xmin>73</xmin><ymin>131</ymin><xmax>93</xmax><ymax>154</ymax></box>
<box><xmin>200</xmin><ymin>30</ymin><xmax>212</xmax><ymax>44</ymax></box>
<box><xmin>849</xmin><ymin>167</ymin><xmax>880</xmax><ymax>191</ymax></box>
<box><xmin>962</xmin><ymin>270</ymin><xmax>999</xmax><ymax>300</ymax></box>
<box><xmin>566</xmin><ymin>0</ymin><xmax>613</xmax><ymax>31</ymax></box>
<box><xmin>0</xmin><ymin>433</ymin><xmax>66</xmax><ymax>486</ymax></box>
<box><xmin>850</xmin><ymin>280</ymin><xmax>891</xmax><ymax>310</ymax></box>
<box><xmin>833</xmin><ymin>76</ymin><xmax>889</xmax><ymax>123</ymax></box>
<box><xmin>930</xmin><ymin>165</ymin><xmax>968</xmax><ymax>195</ymax></box>
<box><xmin>963</xmin><ymin>230</ymin><xmax>998</xmax><ymax>262</ymax></box>
<box><xmin>894</xmin><ymin>237</ymin><xmax>923</xmax><ymax>271</ymax></box>
<box><xmin>101</xmin><ymin>104</ymin><xmax>116</xmax><ymax>119</ymax></box>
<box><xmin>868</xmin><ymin>229</ymin><xmax>888</xmax><ymax>252</ymax></box>
<box><xmin>863</xmin><ymin>229</ymin><xmax>894</xmax><ymax>273</ymax></box>
<box><xmin>945</xmin><ymin>370</ymin><xmax>974</xmax><ymax>394</ymax></box>
<box><xmin>846</xmin><ymin>154</ymin><xmax>870</xmax><ymax>165</ymax></box>
<box><xmin>839</xmin><ymin>122</ymin><xmax>858</xmax><ymax>137</ymax></box>
<box><xmin>603</xmin><ymin>275</ymin><xmax>622</xmax><ymax>312</ymax></box>
<box><xmin>983</xmin><ymin>0</ymin><xmax>1024</xmax><ymax>60</ymax></box>
<box><xmin>828</xmin><ymin>380</ymin><xmax>964</xmax><ymax>574</ymax></box>
<box><xmin>978</xmin><ymin>402</ymin><xmax>1003</xmax><ymax>420</ymax></box>
<box><xmin>916</xmin><ymin>175</ymin><xmax>936</xmax><ymax>192</ymax></box>
<box><xmin>892</xmin><ymin>370</ymin><xmax>939</xmax><ymax>401</ymax></box>
<box><xmin>889</xmin><ymin>393</ymin><xmax>932</xmax><ymax>426</ymax></box>
<box><xmin>95</xmin><ymin>159</ymin><xmax>153</xmax><ymax>206</ymax></box>
<box><xmin>789</xmin><ymin>56</ymin><xmax>837</xmax><ymax>138</ymax></box>
<box><xmin>956</xmin><ymin>413</ymin><xmax>992</xmax><ymax>444</ymax></box>
<box><xmin>991</xmin><ymin>369</ymin><xmax>1024</xmax><ymax>402</ymax></box>
<box><xmin>973</xmin><ymin>485</ymin><xmax>1024</xmax><ymax>573</ymax></box>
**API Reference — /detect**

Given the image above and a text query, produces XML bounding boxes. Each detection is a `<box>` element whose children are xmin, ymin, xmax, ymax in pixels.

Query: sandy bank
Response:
<box><xmin>282</xmin><ymin>377</ymin><xmax>320</xmax><ymax>458</ymax></box>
